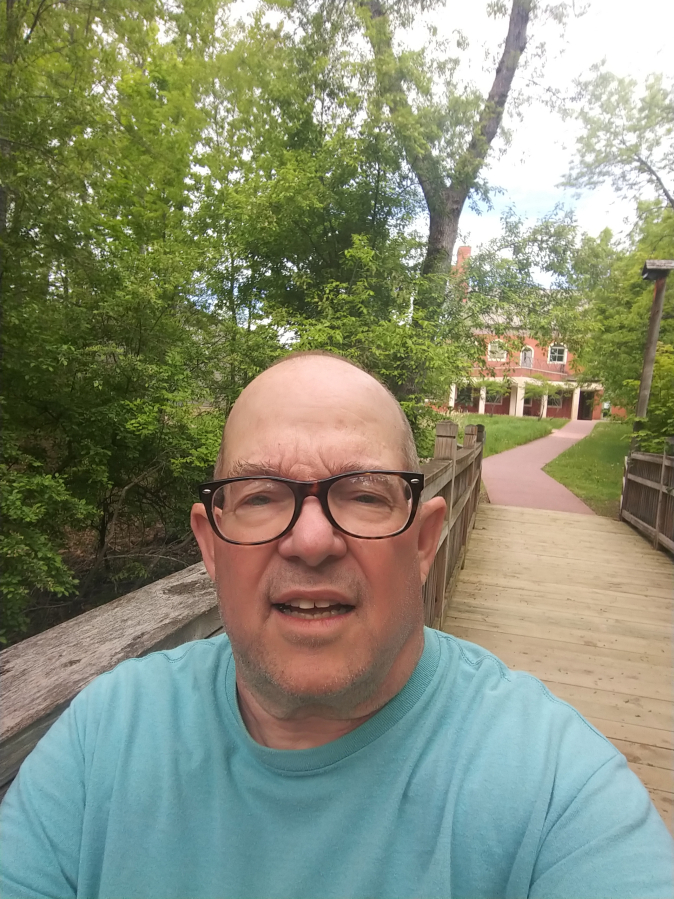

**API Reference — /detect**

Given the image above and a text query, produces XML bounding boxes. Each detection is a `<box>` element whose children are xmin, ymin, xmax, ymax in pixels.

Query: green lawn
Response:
<box><xmin>543</xmin><ymin>422</ymin><xmax>632</xmax><ymax>518</ymax></box>
<box><xmin>454</xmin><ymin>413</ymin><xmax>569</xmax><ymax>459</ymax></box>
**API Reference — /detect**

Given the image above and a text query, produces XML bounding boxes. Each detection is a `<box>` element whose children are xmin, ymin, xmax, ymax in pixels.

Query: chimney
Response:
<box><xmin>455</xmin><ymin>245</ymin><xmax>471</xmax><ymax>274</ymax></box>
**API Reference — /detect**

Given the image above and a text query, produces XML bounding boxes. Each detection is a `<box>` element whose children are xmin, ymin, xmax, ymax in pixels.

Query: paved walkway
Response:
<box><xmin>481</xmin><ymin>419</ymin><xmax>598</xmax><ymax>513</ymax></box>
<box><xmin>442</xmin><ymin>504</ymin><xmax>674</xmax><ymax>833</ymax></box>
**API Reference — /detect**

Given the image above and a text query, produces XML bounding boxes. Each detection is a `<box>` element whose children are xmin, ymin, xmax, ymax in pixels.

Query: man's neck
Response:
<box><xmin>235</xmin><ymin>686</ymin><xmax>376</xmax><ymax>749</ymax></box>
<box><xmin>235</xmin><ymin>632</ymin><xmax>424</xmax><ymax>750</ymax></box>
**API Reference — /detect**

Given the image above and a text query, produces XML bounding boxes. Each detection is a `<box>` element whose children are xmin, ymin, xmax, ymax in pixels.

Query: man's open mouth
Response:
<box><xmin>272</xmin><ymin>600</ymin><xmax>354</xmax><ymax>620</ymax></box>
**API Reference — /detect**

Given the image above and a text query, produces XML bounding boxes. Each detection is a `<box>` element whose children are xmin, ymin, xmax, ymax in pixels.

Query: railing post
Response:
<box><xmin>654</xmin><ymin>436</ymin><xmax>674</xmax><ymax>550</ymax></box>
<box><xmin>434</xmin><ymin>420</ymin><xmax>459</xmax><ymax>460</ymax></box>
<box><xmin>463</xmin><ymin>424</ymin><xmax>478</xmax><ymax>448</ymax></box>
<box><xmin>433</xmin><ymin>421</ymin><xmax>458</xmax><ymax>627</ymax></box>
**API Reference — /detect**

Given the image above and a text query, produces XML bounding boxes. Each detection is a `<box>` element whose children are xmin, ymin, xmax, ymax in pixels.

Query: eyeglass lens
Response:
<box><xmin>210</xmin><ymin>474</ymin><xmax>413</xmax><ymax>543</ymax></box>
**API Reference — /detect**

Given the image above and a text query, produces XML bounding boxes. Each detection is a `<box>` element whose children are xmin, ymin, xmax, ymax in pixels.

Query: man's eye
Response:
<box><xmin>352</xmin><ymin>492</ymin><xmax>386</xmax><ymax>505</ymax></box>
<box><xmin>244</xmin><ymin>494</ymin><xmax>272</xmax><ymax>506</ymax></box>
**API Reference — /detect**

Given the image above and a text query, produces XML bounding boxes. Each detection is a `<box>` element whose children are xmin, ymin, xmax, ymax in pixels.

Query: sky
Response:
<box><xmin>423</xmin><ymin>0</ymin><xmax>674</xmax><ymax>254</ymax></box>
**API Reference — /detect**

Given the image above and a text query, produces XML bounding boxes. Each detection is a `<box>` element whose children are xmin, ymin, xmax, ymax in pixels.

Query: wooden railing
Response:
<box><xmin>0</xmin><ymin>421</ymin><xmax>484</xmax><ymax>797</ymax></box>
<box><xmin>421</xmin><ymin>422</ymin><xmax>484</xmax><ymax>628</ymax></box>
<box><xmin>620</xmin><ymin>437</ymin><xmax>674</xmax><ymax>555</ymax></box>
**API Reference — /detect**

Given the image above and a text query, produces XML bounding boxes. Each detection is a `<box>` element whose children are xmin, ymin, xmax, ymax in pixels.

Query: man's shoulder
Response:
<box><xmin>430</xmin><ymin>629</ymin><xmax>617</xmax><ymax>759</ymax></box>
<box><xmin>75</xmin><ymin>634</ymin><xmax>234</xmax><ymax>714</ymax></box>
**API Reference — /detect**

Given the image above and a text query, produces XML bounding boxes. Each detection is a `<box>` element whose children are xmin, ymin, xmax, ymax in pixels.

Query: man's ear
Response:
<box><xmin>416</xmin><ymin>497</ymin><xmax>447</xmax><ymax>585</ymax></box>
<box><xmin>191</xmin><ymin>503</ymin><xmax>217</xmax><ymax>581</ymax></box>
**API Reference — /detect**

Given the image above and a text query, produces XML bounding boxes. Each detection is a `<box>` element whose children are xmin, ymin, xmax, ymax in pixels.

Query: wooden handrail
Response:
<box><xmin>620</xmin><ymin>439</ymin><xmax>674</xmax><ymax>555</ymax></box>
<box><xmin>0</xmin><ymin>420</ymin><xmax>484</xmax><ymax>796</ymax></box>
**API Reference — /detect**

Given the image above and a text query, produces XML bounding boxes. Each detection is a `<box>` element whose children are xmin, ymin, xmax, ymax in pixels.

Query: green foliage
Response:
<box><xmin>544</xmin><ymin>422</ymin><xmax>633</xmax><ymax>518</ymax></box>
<box><xmin>465</xmin><ymin>209</ymin><xmax>589</xmax><ymax>358</ymax></box>
<box><xmin>290</xmin><ymin>235</ymin><xmax>470</xmax><ymax>441</ymax></box>
<box><xmin>565</xmin><ymin>68</ymin><xmax>674</xmax><ymax>212</ymax></box>
<box><xmin>574</xmin><ymin>209</ymin><xmax>674</xmax><ymax>417</ymax></box>
<box><xmin>1</xmin><ymin>0</ymin><xmax>459</xmax><ymax>643</ymax></box>
<box><xmin>450</xmin><ymin>413</ymin><xmax>568</xmax><ymax>458</ymax></box>
<box><xmin>627</xmin><ymin>345</ymin><xmax>674</xmax><ymax>453</ymax></box>
<box><xmin>523</xmin><ymin>376</ymin><xmax>564</xmax><ymax>399</ymax></box>
<box><xmin>0</xmin><ymin>451</ymin><xmax>94</xmax><ymax>642</ymax></box>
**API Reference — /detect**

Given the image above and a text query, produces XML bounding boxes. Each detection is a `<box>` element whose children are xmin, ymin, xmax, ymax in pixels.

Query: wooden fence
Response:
<box><xmin>0</xmin><ymin>422</ymin><xmax>484</xmax><ymax>797</ymax></box>
<box><xmin>620</xmin><ymin>437</ymin><xmax>674</xmax><ymax>555</ymax></box>
<box><xmin>421</xmin><ymin>422</ymin><xmax>484</xmax><ymax>628</ymax></box>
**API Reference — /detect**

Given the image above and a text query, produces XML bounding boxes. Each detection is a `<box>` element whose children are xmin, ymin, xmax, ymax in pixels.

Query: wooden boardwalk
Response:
<box><xmin>442</xmin><ymin>504</ymin><xmax>674</xmax><ymax>832</ymax></box>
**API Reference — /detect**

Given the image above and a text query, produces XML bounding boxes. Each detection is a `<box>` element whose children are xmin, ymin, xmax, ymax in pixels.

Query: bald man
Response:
<box><xmin>1</xmin><ymin>352</ymin><xmax>672</xmax><ymax>899</ymax></box>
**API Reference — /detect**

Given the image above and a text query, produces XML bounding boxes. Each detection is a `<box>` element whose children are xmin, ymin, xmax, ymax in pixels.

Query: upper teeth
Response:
<box><xmin>286</xmin><ymin>599</ymin><xmax>335</xmax><ymax>609</ymax></box>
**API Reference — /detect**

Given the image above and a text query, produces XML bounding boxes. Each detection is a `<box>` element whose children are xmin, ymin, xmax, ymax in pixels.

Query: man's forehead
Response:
<box><xmin>221</xmin><ymin>358</ymin><xmax>406</xmax><ymax>471</ymax></box>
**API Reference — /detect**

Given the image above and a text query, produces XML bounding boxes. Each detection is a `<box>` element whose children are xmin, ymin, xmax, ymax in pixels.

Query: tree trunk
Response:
<box><xmin>360</xmin><ymin>0</ymin><xmax>532</xmax><ymax>280</ymax></box>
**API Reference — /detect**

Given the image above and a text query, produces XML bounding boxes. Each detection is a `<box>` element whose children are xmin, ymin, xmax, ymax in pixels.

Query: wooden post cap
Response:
<box><xmin>434</xmin><ymin>420</ymin><xmax>459</xmax><ymax>459</ymax></box>
<box><xmin>463</xmin><ymin>424</ymin><xmax>478</xmax><ymax>447</ymax></box>
<box><xmin>436</xmin><ymin>420</ymin><xmax>459</xmax><ymax>438</ymax></box>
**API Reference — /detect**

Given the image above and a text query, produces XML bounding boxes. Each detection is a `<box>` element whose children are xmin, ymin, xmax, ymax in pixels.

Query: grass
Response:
<box><xmin>543</xmin><ymin>421</ymin><xmax>633</xmax><ymax>518</ymax></box>
<box><xmin>453</xmin><ymin>413</ymin><xmax>569</xmax><ymax>459</ymax></box>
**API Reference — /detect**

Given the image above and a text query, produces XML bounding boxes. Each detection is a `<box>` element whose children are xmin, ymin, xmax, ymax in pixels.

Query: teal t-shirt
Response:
<box><xmin>1</xmin><ymin>629</ymin><xmax>672</xmax><ymax>899</ymax></box>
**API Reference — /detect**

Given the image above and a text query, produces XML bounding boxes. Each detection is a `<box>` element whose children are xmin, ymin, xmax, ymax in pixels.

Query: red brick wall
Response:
<box><xmin>538</xmin><ymin>393</ymin><xmax>571</xmax><ymax>419</ymax></box>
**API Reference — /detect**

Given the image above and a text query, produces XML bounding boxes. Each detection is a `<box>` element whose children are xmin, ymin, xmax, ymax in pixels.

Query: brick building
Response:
<box><xmin>449</xmin><ymin>247</ymin><xmax>619</xmax><ymax>421</ymax></box>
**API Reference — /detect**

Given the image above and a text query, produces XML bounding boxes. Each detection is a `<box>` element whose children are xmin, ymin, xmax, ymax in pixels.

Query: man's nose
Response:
<box><xmin>276</xmin><ymin>496</ymin><xmax>347</xmax><ymax>566</ymax></box>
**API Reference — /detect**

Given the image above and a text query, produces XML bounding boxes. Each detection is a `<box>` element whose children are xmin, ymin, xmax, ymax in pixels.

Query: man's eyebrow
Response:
<box><xmin>225</xmin><ymin>460</ymin><xmax>379</xmax><ymax>478</ymax></box>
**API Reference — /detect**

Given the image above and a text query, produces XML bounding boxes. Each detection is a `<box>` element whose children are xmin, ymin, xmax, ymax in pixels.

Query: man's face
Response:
<box><xmin>192</xmin><ymin>359</ymin><xmax>445</xmax><ymax>715</ymax></box>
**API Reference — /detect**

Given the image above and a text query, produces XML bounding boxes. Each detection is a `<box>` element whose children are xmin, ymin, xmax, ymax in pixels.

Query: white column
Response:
<box><xmin>448</xmin><ymin>384</ymin><xmax>456</xmax><ymax>409</ymax></box>
<box><xmin>540</xmin><ymin>393</ymin><xmax>548</xmax><ymax>419</ymax></box>
<box><xmin>571</xmin><ymin>387</ymin><xmax>580</xmax><ymax>420</ymax></box>
<box><xmin>515</xmin><ymin>383</ymin><xmax>525</xmax><ymax>417</ymax></box>
<box><xmin>508</xmin><ymin>384</ymin><xmax>518</xmax><ymax>416</ymax></box>
<box><xmin>478</xmin><ymin>386</ymin><xmax>486</xmax><ymax>415</ymax></box>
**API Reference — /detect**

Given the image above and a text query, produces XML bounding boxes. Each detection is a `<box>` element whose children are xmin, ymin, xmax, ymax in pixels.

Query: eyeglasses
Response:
<box><xmin>198</xmin><ymin>471</ymin><xmax>425</xmax><ymax>545</ymax></box>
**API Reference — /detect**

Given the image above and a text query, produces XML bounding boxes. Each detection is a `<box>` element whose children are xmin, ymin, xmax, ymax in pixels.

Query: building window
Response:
<box><xmin>548</xmin><ymin>345</ymin><xmax>566</xmax><ymax>364</ymax></box>
<box><xmin>487</xmin><ymin>340</ymin><xmax>507</xmax><ymax>362</ymax></box>
<box><xmin>520</xmin><ymin>347</ymin><xmax>533</xmax><ymax>368</ymax></box>
<box><xmin>456</xmin><ymin>386</ymin><xmax>474</xmax><ymax>406</ymax></box>
<box><xmin>523</xmin><ymin>396</ymin><xmax>533</xmax><ymax>407</ymax></box>
<box><xmin>547</xmin><ymin>395</ymin><xmax>563</xmax><ymax>408</ymax></box>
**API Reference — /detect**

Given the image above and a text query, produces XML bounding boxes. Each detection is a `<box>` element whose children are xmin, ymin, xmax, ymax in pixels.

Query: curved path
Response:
<box><xmin>481</xmin><ymin>419</ymin><xmax>598</xmax><ymax>513</ymax></box>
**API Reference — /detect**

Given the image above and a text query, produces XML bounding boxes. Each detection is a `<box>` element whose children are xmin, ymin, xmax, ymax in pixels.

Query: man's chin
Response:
<box><xmin>237</xmin><ymin>650</ymin><xmax>383</xmax><ymax>717</ymax></box>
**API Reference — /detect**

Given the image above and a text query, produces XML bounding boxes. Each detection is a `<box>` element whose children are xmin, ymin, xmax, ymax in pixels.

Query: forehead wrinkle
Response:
<box><xmin>226</xmin><ymin>459</ymin><xmax>385</xmax><ymax>479</ymax></box>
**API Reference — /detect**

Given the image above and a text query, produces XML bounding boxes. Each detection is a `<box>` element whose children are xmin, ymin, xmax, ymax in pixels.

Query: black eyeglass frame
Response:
<box><xmin>198</xmin><ymin>470</ymin><xmax>426</xmax><ymax>545</ymax></box>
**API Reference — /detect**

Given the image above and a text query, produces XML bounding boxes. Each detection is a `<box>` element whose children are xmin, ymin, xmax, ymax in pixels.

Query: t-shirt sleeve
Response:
<box><xmin>528</xmin><ymin>751</ymin><xmax>674</xmax><ymax>899</ymax></box>
<box><xmin>0</xmin><ymin>699</ymin><xmax>85</xmax><ymax>899</ymax></box>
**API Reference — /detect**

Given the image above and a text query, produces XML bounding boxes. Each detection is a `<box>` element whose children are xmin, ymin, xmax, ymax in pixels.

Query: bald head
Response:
<box><xmin>215</xmin><ymin>353</ymin><xmax>419</xmax><ymax>479</ymax></box>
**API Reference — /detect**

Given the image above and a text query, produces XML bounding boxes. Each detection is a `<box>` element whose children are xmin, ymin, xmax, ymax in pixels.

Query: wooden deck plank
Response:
<box><xmin>446</xmin><ymin>603</ymin><xmax>670</xmax><ymax>653</ymax></box>
<box><xmin>459</xmin><ymin>564</ymin><xmax>674</xmax><ymax>599</ymax></box>
<box><xmin>611</xmin><ymin>739</ymin><xmax>673</xmax><ymax>772</ymax></box>
<box><xmin>462</xmin><ymin>557</ymin><xmax>673</xmax><ymax>594</ymax></box>
<box><xmin>442</xmin><ymin>504</ymin><xmax>674</xmax><ymax>833</ymax></box>
<box><xmin>583</xmin><ymin>718</ymin><xmax>674</xmax><ymax>751</ymax></box>
<box><xmin>445</xmin><ymin>614</ymin><xmax>671</xmax><ymax>664</ymax></box>
<box><xmin>450</xmin><ymin>584</ymin><xmax>674</xmax><ymax>621</ymax></box>
<box><xmin>469</xmin><ymin>532</ymin><xmax>672</xmax><ymax>568</ymax></box>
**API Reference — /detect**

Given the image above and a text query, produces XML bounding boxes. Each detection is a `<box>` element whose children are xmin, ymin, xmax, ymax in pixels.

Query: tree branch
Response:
<box><xmin>634</xmin><ymin>153</ymin><xmax>674</xmax><ymax>211</ymax></box>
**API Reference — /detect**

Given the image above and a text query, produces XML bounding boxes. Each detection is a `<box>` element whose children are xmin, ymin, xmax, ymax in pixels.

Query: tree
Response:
<box><xmin>573</xmin><ymin>208</ymin><xmax>674</xmax><ymax>442</ymax></box>
<box><xmin>460</xmin><ymin>208</ymin><xmax>588</xmax><ymax>358</ymax></box>
<box><xmin>564</xmin><ymin>68</ymin><xmax>674</xmax><ymax>213</ymax></box>
<box><xmin>0</xmin><ymin>0</ymin><xmax>237</xmax><ymax>642</ymax></box>
<box><xmin>357</xmin><ymin>0</ymin><xmax>533</xmax><ymax>284</ymax></box>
